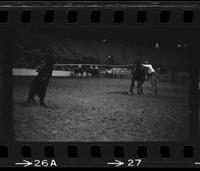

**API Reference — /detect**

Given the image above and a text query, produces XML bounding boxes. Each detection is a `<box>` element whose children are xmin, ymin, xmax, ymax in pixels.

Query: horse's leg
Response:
<box><xmin>138</xmin><ymin>80</ymin><xmax>144</xmax><ymax>95</ymax></box>
<box><xmin>140</xmin><ymin>85</ymin><xmax>143</xmax><ymax>94</ymax></box>
<box><xmin>154</xmin><ymin>75</ymin><xmax>158</xmax><ymax>95</ymax></box>
<box><xmin>39</xmin><ymin>93</ymin><xmax>46</xmax><ymax>106</ymax></box>
<box><xmin>27</xmin><ymin>88</ymin><xmax>34</xmax><ymax>103</ymax></box>
<box><xmin>151</xmin><ymin>73</ymin><xmax>158</xmax><ymax>95</ymax></box>
<box><xmin>27</xmin><ymin>91</ymin><xmax>36</xmax><ymax>103</ymax></box>
<box><xmin>39</xmin><ymin>81</ymin><xmax>48</xmax><ymax>107</ymax></box>
<box><xmin>129</xmin><ymin>77</ymin><xmax>135</xmax><ymax>94</ymax></box>
<box><xmin>27</xmin><ymin>79</ymin><xmax>37</xmax><ymax>103</ymax></box>
<box><xmin>140</xmin><ymin>80</ymin><xmax>144</xmax><ymax>94</ymax></box>
<box><xmin>155</xmin><ymin>81</ymin><xmax>158</xmax><ymax>94</ymax></box>
<box><xmin>137</xmin><ymin>80</ymin><xmax>140</xmax><ymax>94</ymax></box>
<box><xmin>150</xmin><ymin>74</ymin><xmax>154</xmax><ymax>89</ymax></box>
<box><xmin>31</xmin><ymin>95</ymin><xmax>36</xmax><ymax>103</ymax></box>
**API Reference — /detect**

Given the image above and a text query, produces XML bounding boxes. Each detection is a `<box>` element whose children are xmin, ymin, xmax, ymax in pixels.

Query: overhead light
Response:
<box><xmin>154</xmin><ymin>43</ymin><xmax>159</xmax><ymax>48</ymax></box>
<box><xmin>177</xmin><ymin>43</ymin><xmax>182</xmax><ymax>48</ymax></box>
<box><xmin>102</xmin><ymin>38</ymin><xmax>107</xmax><ymax>43</ymax></box>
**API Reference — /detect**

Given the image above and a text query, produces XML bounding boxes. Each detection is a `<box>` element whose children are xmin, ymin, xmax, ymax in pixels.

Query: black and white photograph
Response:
<box><xmin>0</xmin><ymin>54</ymin><xmax>2</xmax><ymax>114</ymax></box>
<box><xmin>0</xmin><ymin>52</ymin><xmax>4</xmax><ymax>139</ymax></box>
<box><xmin>13</xmin><ymin>27</ymin><xmax>192</xmax><ymax>142</ymax></box>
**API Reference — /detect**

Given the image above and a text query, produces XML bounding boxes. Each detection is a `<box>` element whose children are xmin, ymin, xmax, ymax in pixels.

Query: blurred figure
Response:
<box><xmin>94</xmin><ymin>65</ymin><xmax>99</xmax><ymax>77</ymax></box>
<box><xmin>128</xmin><ymin>61</ymin><xmax>136</xmax><ymax>94</ymax></box>
<box><xmin>90</xmin><ymin>65</ymin><xmax>94</xmax><ymax>77</ymax></box>
<box><xmin>128</xmin><ymin>60</ymin><xmax>146</xmax><ymax>95</ymax></box>
<box><xmin>156</xmin><ymin>67</ymin><xmax>161</xmax><ymax>81</ymax></box>
<box><xmin>27</xmin><ymin>57</ymin><xmax>54</xmax><ymax>106</ymax></box>
<box><xmin>75</xmin><ymin>64</ymin><xmax>84</xmax><ymax>77</ymax></box>
<box><xmin>142</xmin><ymin>61</ymin><xmax>158</xmax><ymax>95</ymax></box>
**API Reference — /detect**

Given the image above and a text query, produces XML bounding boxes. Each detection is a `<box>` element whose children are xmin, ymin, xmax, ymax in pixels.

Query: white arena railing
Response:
<box><xmin>12</xmin><ymin>64</ymin><xmax>132</xmax><ymax>77</ymax></box>
<box><xmin>12</xmin><ymin>68</ymin><xmax>73</xmax><ymax>77</ymax></box>
<box><xmin>12</xmin><ymin>65</ymin><xmax>200</xmax><ymax>90</ymax></box>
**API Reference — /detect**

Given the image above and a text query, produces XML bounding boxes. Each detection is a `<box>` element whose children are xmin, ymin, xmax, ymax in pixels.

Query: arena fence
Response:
<box><xmin>12</xmin><ymin>67</ymin><xmax>192</xmax><ymax>85</ymax></box>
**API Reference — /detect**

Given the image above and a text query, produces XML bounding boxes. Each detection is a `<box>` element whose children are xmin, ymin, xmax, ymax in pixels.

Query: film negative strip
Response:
<box><xmin>0</xmin><ymin>1</ymin><xmax>199</xmax><ymax>168</ymax></box>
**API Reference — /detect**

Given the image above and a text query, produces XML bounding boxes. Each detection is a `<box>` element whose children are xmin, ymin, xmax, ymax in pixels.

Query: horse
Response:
<box><xmin>83</xmin><ymin>66</ymin><xmax>94</xmax><ymax>77</ymax></box>
<box><xmin>74</xmin><ymin>65</ymin><xmax>99</xmax><ymax>78</ymax></box>
<box><xmin>129</xmin><ymin>60</ymin><xmax>146</xmax><ymax>95</ymax></box>
<box><xmin>74</xmin><ymin>66</ymin><xmax>84</xmax><ymax>77</ymax></box>
<box><xmin>27</xmin><ymin>58</ymin><xmax>54</xmax><ymax>106</ymax></box>
<box><xmin>89</xmin><ymin>66</ymin><xmax>99</xmax><ymax>78</ymax></box>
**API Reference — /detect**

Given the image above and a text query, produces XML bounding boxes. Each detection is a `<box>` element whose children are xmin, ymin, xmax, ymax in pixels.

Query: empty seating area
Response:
<box><xmin>14</xmin><ymin>32</ymin><xmax>189</xmax><ymax>79</ymax></box>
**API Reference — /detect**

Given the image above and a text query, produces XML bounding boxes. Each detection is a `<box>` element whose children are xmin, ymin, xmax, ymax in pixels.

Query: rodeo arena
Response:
<box><xmin>8</xmin><ymin>30</ymin><xmax>199</xmax><ymax>142</ymax></box>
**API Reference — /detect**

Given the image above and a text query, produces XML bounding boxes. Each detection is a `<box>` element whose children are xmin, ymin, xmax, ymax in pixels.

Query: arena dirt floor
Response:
<box><xmin>13</xmin><ymin>77</ymin><xmax>190</xmax><ymax>142</ymax></box>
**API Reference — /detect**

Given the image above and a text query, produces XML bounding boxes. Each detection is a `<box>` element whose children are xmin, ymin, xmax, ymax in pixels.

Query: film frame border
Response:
<box><xmin>0</xmin><ymin>1</ymin><xmax>199</xmax><ymax>167</ymax></box>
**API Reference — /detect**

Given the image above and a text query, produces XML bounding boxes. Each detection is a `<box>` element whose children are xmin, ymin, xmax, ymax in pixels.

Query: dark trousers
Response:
<box><xmin>149</xmin><ymin>72</ymin><xmax>158</xmax><ymax>93</ymax></box>
<box><xmin>129</xmin><ymin>77</ymin><xmax>135</xmax><ymax>93</ymax></box>
<box><xmin>129</xmin><ymin>76</ymin><xmax>145</xmax><ymax>94</ymax></box>
<box><xmin>27</xmin><ymin>78</ymin><xmax>49</xmax><ymax>105</ymax></box>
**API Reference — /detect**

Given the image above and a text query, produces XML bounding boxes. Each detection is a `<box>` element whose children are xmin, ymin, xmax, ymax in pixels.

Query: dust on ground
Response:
<box><xmin>13</xmin><ymin>77</ymin><xmax>190</xmax><ymax>142</ymax></box>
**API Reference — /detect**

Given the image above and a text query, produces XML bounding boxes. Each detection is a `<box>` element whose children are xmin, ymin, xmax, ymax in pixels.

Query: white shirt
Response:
<box><xmin>142</xmin><ymin>64</ymin><xmax>156</xmax><ymax>74</ymax></box>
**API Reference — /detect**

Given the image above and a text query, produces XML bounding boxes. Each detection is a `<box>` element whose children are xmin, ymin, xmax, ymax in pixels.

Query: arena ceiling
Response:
<box><xmin>14</xmin><ymin>27</ymin><xmax>196</xmax><ymax>66</ymax></box>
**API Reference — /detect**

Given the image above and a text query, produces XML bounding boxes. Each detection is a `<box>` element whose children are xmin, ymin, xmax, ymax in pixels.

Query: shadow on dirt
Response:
<box><xmin>105</xmin><ymin>91</ymin><xmax>147</xmax><ymax>97</ymax></box>
<box><xmin>105</xmin><ymin>90</ymin><xmax>187</xmax><ymax>101</ymax></box>
<box><xmin>105</xmin><ymin>91</ymin><xmax>131</xmax><ymax>96</ymax></box>
<box><xmin>18</xmin><ymin>101</ymin><xmax>59</xmax><ymax>110</ymax></box>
